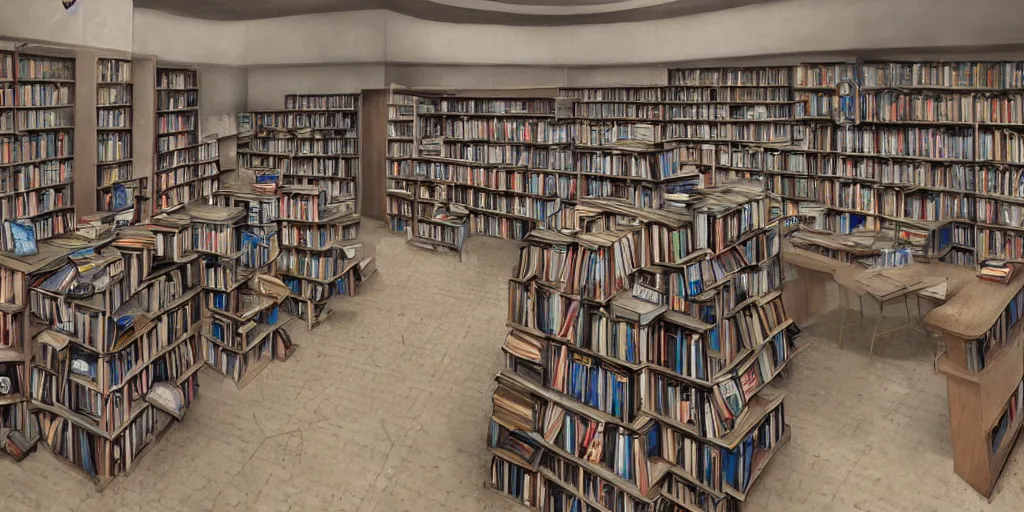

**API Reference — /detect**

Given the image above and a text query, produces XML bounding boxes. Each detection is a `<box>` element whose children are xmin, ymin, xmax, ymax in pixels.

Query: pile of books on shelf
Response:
<box><xmin>487</xmin><ymin>181</ymin><xmax>805</xmax><ymax>512</ymax></box>
<box><xmin>978</xmin><ymin>259</ymin><xmax>1016</xmax><ymax>285</ymax></box>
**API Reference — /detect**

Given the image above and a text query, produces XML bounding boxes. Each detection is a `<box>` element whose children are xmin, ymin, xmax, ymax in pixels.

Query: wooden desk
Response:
<box><xmin>782</xmin><ymin>245</ymin><xmax>975</xmax><ymax>326</ymax></box>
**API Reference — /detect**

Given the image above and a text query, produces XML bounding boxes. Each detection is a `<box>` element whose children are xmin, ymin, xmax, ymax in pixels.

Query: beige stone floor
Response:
<box><xmin>2</xmin><ymin>221</ymin><xmax>1024</xmax><ymax>512</ymax></box>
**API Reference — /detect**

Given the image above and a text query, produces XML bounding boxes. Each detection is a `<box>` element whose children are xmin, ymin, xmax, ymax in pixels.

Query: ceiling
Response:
<box><xmin>132</xmin><ymin>0</ymin><xmax>781</xmax><ymax>25</ymax></box>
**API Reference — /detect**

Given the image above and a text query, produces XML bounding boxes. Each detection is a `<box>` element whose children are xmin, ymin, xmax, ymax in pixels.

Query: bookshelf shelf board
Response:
<box><xmin>417</xmin><ymin>111</ymin><xmax>555</xmax><ymax>119</ymax></box>
<box><xmin>792</xmin><ymin>86</ymin><xmax>837</xmax><ymax>91</ymax></box>
<box><xmin>156</xmin><ymin>87</ymin><xmax>199</xmax><ymax>91</ymax></box>
<box><xmin>15</xmin><ymin>104</ymin><xmax>73</xmax><ymax>109</ymax></box>
<box><xmin>30</xmin><ymin>401</ymin><xmax>108</xmax><ymax>438</ymax></box>
<box><xmin>0</xmin><ymin>345</ymin><xmax>25</xmax><ymax>362</ymax></box>
<box><xmin>17</xmin><ymin>125</ymin><xmax>74</xmax><ymax>132</ymax></box>
<box><xmin>21</xmin><ymin>205</ymin><xmax>74</xmax><ymax>219</ymax></box>
<box><xmin>16</xmin><ymin>78</ymin><xmax>74</xmax><ymax>83</ymax></box>
<box><xmin>0</xmin><ymin>180</ymin><xmax>72</xmax><ymax>198</ymax></box>
<box><xmin>0</xmin><ymin>395</ymin><xmax>25</xmax><ymax>406</ymax></box>
<box><xmin>667</xmin><ymin>84</ymin><xmax>790</xmax><ymax>88</ymax></box>
<box><xmin>237</xmin><ymin>150</ymin><xmax>292</xmax><ymax>157</ymax></box>
<box><xmin>97</xmin><ymin>157</ymin><xmax>133</xmax><ymax>166</ymax></box>
<box><xmin>579</xmin><ymin>172</ymin><xmax>657</xmax><ymax>182</ymax></box>
<box><xmin>157</xmin><ymin>157</ymin><xmax>220</xmax><ymax>172</ymax></box>
<box><xmin>858</xmin><ymin>119</ymin><xmax>975</xmax><ymax>126</ymax></box>
<box><xmin>96</xmin><ymin>126</ymin><xmax>132</xmax><ymax>131</ymax></box>
<box><xmin>282</xmin><ymin>174</ymin><xmax>356</xmax><ymax>181</ymax></box>
<box><xmin>97</xmin><ymin>81</ymin><xmax>132</xmax><ymax>85</ymax></box>
<box><xmin>292</xmin><ymin>153</ymin><xmax>359</xmax><ymax>158</ymax></box>
<box><xmin>860</xmin><ymin>85</ymin><xmax>1017</xmax><ymax>92</ymax></box>
<box><xmin>158</xmin><ymin>128</ymin><xmax>197</xmax><ymax>135</ymax></box>
<box><xmin>156</xmin><ymin>107</ymin><xmax>198</xmax><ymax>114</ymax></box>
<box><xmin>160</xmin><ymin>142</ymin><xmax>210</xmax><ymax>153</ymax></box>
<box><xmin>408</xmin><ymin>236</ymin><xmax>461</xmax><ymax>250</ymax></box>
<box><xmin>159</xmin><ymin>172</ymin><xmax>221</xmax><ymax>191</ymax></box>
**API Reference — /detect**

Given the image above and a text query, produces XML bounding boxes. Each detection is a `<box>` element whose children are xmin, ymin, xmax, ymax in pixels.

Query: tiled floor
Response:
<box><xmin>2</xmin><ymin>221</ymin><xmax>1023</xmax><ymax>511</ymax></box>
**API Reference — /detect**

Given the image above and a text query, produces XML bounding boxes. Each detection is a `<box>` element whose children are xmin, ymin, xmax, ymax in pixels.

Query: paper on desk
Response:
<box><xmin>918</xmin><ymin>280</ymin><xmax>948</xmax><ymax>301</ymax></box>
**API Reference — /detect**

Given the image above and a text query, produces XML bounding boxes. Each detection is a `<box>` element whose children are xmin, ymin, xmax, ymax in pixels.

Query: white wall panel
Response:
<box><xmin>246</xmin><ymin>64</ymin><xmax>386</xmax><ymax>110</ymax></box>
<box><xmin>0</xmin><ymin>0</ymin><xmax>132</xmax><ymax>51</ymax></box>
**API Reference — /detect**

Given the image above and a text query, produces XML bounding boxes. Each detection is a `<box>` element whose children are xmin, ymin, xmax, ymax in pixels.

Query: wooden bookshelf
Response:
<box><xmin>385</xmin><ymin>88</ymin><xmax>566</xmax><ymax>245</ymax></box>
<box><xmin>155</xmin><ymin>67</ymin><xmax>219</xmax><ymax>214</ymax></box>
<box><xmin>926</xmin><ymin>270</ymin><xmax>1024</xmax><ymax>497</ymax></box>
<box><xmin>487</xmin><ymin>183</ymin><xmax>800</xmax><ymax>511</ymax></box>
<box><xmin>0</xmin><ymin>51</ymin><xmax>76</xmax><ymax>248</ymax></box>
<box><xmin>239</xmin><ymin>93</ymin><xmax>360</xmax><ymax>206</ymax></box>
<box><xmin>96</xmin><ymin>58</ymin><xmax>136</xmax><ymax>213</ymax></box>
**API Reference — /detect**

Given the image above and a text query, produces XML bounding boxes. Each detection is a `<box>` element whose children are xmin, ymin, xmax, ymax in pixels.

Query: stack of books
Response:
<box><xmin>978</xmin><ymin>259</ymin><xmax>1016</xmax><ymax>284</ymax></box>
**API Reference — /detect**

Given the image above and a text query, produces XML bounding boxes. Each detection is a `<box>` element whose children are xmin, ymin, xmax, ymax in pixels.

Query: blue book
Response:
<box><xmin>7</xmin><ymin>220</ymin><xmax>37</xmax><ymax>256</ymax></box>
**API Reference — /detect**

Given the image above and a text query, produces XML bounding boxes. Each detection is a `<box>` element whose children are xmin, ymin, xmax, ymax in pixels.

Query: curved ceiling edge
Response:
<box><xmin>131</xmin><ymin>0</ymin><xmax>1024</xmax><ymax>67</ymax></box>
<box><xmin>133</xmin><ymin>0</ymin><xmax>784</xmax><ymax>25</ymax></box>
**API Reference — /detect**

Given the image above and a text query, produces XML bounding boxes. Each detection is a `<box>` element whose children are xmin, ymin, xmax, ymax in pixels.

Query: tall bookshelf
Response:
<box><xmin>385</xmin><ymin>89</ymin><xmax>415</xmax><ymax>234</ymax></box>
<box><xmin>0</xmin><ymin>51</ymin><xmax>76</xmax><ymax>248</ymax></box>
<box><xmin>239</xmin><ymin>93</ymin><xmax>360</xmax><ymax>205</ymax></box>
<box><xmin>155</xmin><ymin>67</ymin><xmax>219</xmax><ymax>214</ymax></box>
<box><xmin>487</xmin><ymin>184</ymin><xmax>800</xmax><ymax>512</ymax></box>
<box><xmin>774</xmin><ymin>61</ymin><xmax>1024</xmax><ymax>267</ymax></box>
<box><xmin>96</xmin><ymin>59</ymin><xmax>135</xmax><ymax>213</ymax></box>
<box><xmin>384</xmin><ymin>89</ymin><xmax>564</xmax><ymax>245</ymax></box>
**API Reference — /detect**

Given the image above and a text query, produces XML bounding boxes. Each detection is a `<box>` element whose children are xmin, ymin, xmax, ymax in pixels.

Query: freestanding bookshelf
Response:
<box><xmin>487</xmin><ymin>182</ymin><xmax>801</xmax><ymax>512</ymax></box>
<box><xmin>277</xmin><ymin>185</ymin><xmax>362</xmax><ymax>329</ymax></box>
<box><xmin>188</xmin><ymin>201</ymin><xmax>295</xmax><ymax>387</ymax></box>
<box><xmin>927</xmin><ymin>272</ymin><xmax>1024</xmax><ymax>498</ymax></box>
<box><xmin>26</xmin><ymin>230</ymin><xmax>204</xmax><ymax>488</ymax></box>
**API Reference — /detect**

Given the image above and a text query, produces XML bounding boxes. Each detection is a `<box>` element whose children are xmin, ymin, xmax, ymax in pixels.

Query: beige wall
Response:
<box><xmin>246</xmin><ymin>65</ymin><xmax>386</xmax><ymax>110</ymax></box>
<box><xmin>130</xmin><ymin>0</ymin><xmax>1024</xmax><ymax>67</ymax></box>
<box><xmin>199</xmin><ymin>65</ymin><xmax>248</xmax><ymax>138</ymax></box>
<box><xmin>0</xmin><ymin>0</ymin><xmax>132</xmax><ymax>51</ymax></box>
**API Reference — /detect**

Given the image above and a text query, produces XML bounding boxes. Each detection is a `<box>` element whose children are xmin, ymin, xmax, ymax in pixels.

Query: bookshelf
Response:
<box><xmin>0</xmin><ymin>51</ymin><xmax>76</xmax><ymax>249</ymax></box>
<box><xmin>927</xmin><ymin>271</ymin><xmax>1024</xmax><ymax>497</ymax></box>
<box><xmin>187</xmin><ymin>201</ymin><xmax>295</xmax><ymax>387</ymax></box>
<box><xmin>155</xmin><ymin>67</ymin><xmax>219</xmax><ymax>214</ymax></box>
<box><xmin>385</xmin><ymin>88</ymin><xmax>562</xmax><ymax>246</ymax></box>
<box><xmin>385</xmin><ymin>89</ymin><xmax>415</xmax><ymax>234</ymax></box>
<box><xmin>277</xmin><ymin>185</ymin><xmax>362</xmax><ymax>329</ymax></box>
<box><xmin>23</xmin><ymin>230</ymin><xmax>204</xmax><ymax>487</ymax></box>
<box><xmin>487</xmin><ymin>183</ymin><xmax>801</xmax><ymax>512</ymax></box>
<box><xmin>239</xmin><ymin>93</ymin><xmax>360</xmax><ymax>204</ymax></box>
<box><xmin>96</xmin><ymin>58</ymin><xmax>137</xmax><ymax>213</ymax></box>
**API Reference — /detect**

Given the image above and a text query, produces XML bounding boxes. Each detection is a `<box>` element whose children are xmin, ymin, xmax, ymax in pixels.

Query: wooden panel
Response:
<box><xmin>946</xmin><ymin>377</ymin><xmax>994</xmax><ymax>496</ymax></box>
<box><xmin>133</xmin><ymin>56</ymin><xmax>157</xmax><ymax>222</ymax></box>
<box><xmin>979</xmin><ymin>340</ymin><xmax>1024</xmax><ymax>431</ymax></box>
<box><xmin>73</xmin><ymin>49</ymin><xmax>98</xmax><ymax>219</ymax></box>
<box><xmin>360</xmin><ymin>89</ymin><xmax>387</xmax><ymax>222</ymax></box>
<box><xmin>782</xmin><ymin>267</ymin><xmax>828</xmax><ymax>326</ymax></box>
